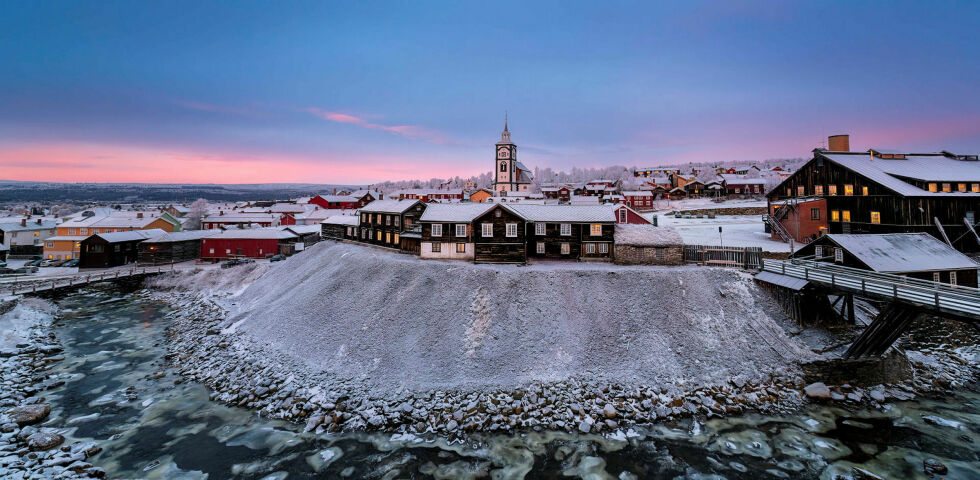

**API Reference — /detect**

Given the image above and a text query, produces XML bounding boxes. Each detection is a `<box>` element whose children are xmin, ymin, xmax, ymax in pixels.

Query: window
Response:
<box><xmin>431</xmin><ymin>224</ymin><xmax>442</xmax><ymax>237</ymax></box>
<box><xmin>599</xmin><ymin>243</ymin><xmax>608</xmax><ymax>254</ymax></box>
<box><xmin>394</xmin><ymin>234</ymin><xmax>399</xmax><ymax>244</ymax></box>
<box><xmin>376</xmin><ymin>231</ymin><xmax>382</xmax><ymax>241</ymax></box>
<box><xmin>209</xmin><ymin>248</ymin><xmax>214</xmax><ymax>254</ymax></box>
<box><xmin>810</xmin><ymin>208</ymin><xmax>820</xmax><ymax>220</ymax></box>
<box><xmin>585</xmin><ymin>243</ymin><xmax>596</xmax><ymax>254</ymax></box>
<box><xmin>431</xmin><ymin>242</ymin><xmax>441</xmax><ymax>252</ymax></box>
<box><xmin>386</xmin><ymin>232</ymin><xmax>392</xmax><ymax>243</ymax></box>
<box><xmin>535</xmin><ymin>223</ymin><xmax>546</xmax><ymax>235</ymax></box>
<box><xmin>376</xmin><ymin>215</ymin><xmax>382</xmax><ymax>225</ymax></box>
<box><xmin>500</xmin><ymin>162</ymin><xmax>507</xmax><ymax>172</ymax></box>
<box><xmin>455</xmin><ymin>243</ymin><xmax>466</xmax><ymax>253</ymax></box>
<box><xmin>506</xmin><ymin>223</ymin><xmax>518</xmax><ymax>237</ymax></box>
<box><xmin>928</xmin><ymin>183</ymin><xmax>938</xmax><ymax>192</ymax></box>
<box><xmin>560</xmin><ymin>224</ymin><xmax>571</xmax><ymax>236</ymax></box>
<box><xmin>45</xmin><ymin>241</ymin><xmax>54</xmax><ymax>247</ymax></box>
<box><xmin>958</xmin><ymin>183</ymin><xmax>967</xmax><ymax>192</ymax></box>
<box><xmin>225</xmin><ymin>249</ymin><xmax>231</xmax><ymax>254</ymax></box>
<box><xmin>786</xmin><ymin>187</ymin><xmax>791</xmax><ymax>196</ymax></box>
<box><xmin>842</xmin><ymin>210</ymin><xmax>851</xmax><ymax>222</ymax></box>
<box><xmin>655</xmin><ymin>248</ymin><xmax>665</xmax><ymax>261</ymax></box>
<box><xmin>455</xmin><ymin>224</ymin><xmax>467</xmax><ymax>237</ymax></box>
<box><xmin>361</xmin><ymin>213</ymin><xmax>367</xmax><ymax>223</ymax></box>
<box><xmin>843</xmin><ymin>184</ymin><xmax>853</xmax><ymax>196</ymax></box>
<box><xmin>814</xmin><ymin>185</ymin><xmax>824</xmax><ymax>196</ymax></box>
<box><xmin>834</xmin><ymin>247</ymin><xmax>843</xmax><ymax>262</ymax></box>
<box><xmin>560</xmin><ymin>243</ymin><xmax>570</xmax><ymax>255</ymax></box>
<box><xmin>950</xmin><ymin>271</ymin><xmax>957</xmax><ymax>286</ymax></box>
<box><xmin>619</xmin><ymin>209</ymin><xmax>627</xmax><ymax>223</ymax></box>
<box><xmin>870</xmin><ymin>211</ymin><xmax>881</xmax><ymax>224</ymax></box>
<box><xmin>590</xmin><ymin>224</ymin><xmax>602</xmax><ymax>236</ymax></box>
<box><xmin>862</xmin><ymin>186</ymin><xmax>869</xmax><ymax>196</ymax></box>
<box><xmin>796</xmin><ymin>186</ymin><xmax>804</xmax><ymax>196</ymax></box>
<box><xmin>933</xmin><ymin>272</ymin><xmax>941</xmax><ymax>283</ymax></box>
<box><xmin>68</xmin><ymin>228</ymin><xmax>76</xmax><ymax>235</ymax></box>
<box><xmin>828</xmin><ymin>185</ymin><xmax>837</xmax><ymax>196</ymax></box>
<box><xmin>831</xmin><ymin>210</ymin><xmax>840</xmax><ymax>222</ymax></box>
<box><xmin>386</xmin><ymin>215</ymin><xmax>392</xmax><ymax>226</ymax></box>
<box><xmin>367</xmin><ymin>213</ymin><xmax>372</xmax><ymax>223</ymax></box>
<box><xmin>942</xmin><ymin>183</ymin><xmax>951</xmax><ymax>193</ymax></box>
<box><xmin>395</xmin><ymin>216</ymin><xmax>400</xmax><ymax>226</ymax></box>
<box><xmin>536</xmin><ymin>242</ymin><xmax>545</xmax><ymax>254</ymax></box>
<box><xmin>482</xmin><ymin>223</ymin><xmax>493</xmax><ymax>237</ymax></box>
<box><xmin>815</xmin><ymin>245</ymin><xmax>823</xmax><ymax>258</ymax></box>
<box><xmin>973</xmin><ymin>184</ymin><xmax>980</xmax><ymax>193</ymax></box>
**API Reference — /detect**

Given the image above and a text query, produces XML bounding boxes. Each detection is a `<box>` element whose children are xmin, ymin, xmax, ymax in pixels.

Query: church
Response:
<box><xmin>493</xmin><ymin>117</ymin><xmax>533</xmax><ymax>194</ymax></box>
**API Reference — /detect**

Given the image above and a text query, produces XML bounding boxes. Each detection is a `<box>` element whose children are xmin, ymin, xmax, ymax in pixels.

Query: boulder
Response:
<box><xmin>803</xmin><ymin>383</ymin><xmax>831</xmax><ymax>400</ymax></box>
<box><xmin>27</xmin><ymin>430</ymin><xmax>65</xmax><ymax>451</ymax></box>
<box><xmin>7</xmin><ymin>404</ymin><xmax>51</xmax><ymax>427</ymax></box>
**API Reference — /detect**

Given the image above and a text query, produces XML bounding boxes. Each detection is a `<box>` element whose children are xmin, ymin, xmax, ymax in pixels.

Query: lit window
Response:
<box><xmin>394</xmin><ymin>234</ymin><xmax>399</xmax><ymax>244</ymax></box>
<box><xmin>862</xmin><ymin>186</ymin><xmax>869</xmax><ymax>196</ymax></box>
<box><xmin>386</xmin><ymin>232</ymin><xmax>391</xmax><ymax>243</ymax></box>
<box><xmin>828</xmin><ymin>185</ymin><xmax>837</xmax><ymax>196</ymax></box>
<box><xmin>590</xmin><ymin>224</ymin><xmax>602</xmax><ymax>236</ymax></box>
<box><xmin>844</xmin><ymin>185</ymin><xmax>853</xmax><ymax>196</ymax></box>
<box><xmin>928</xmin><ymin>183</ymin><xmax>937</xmax><ymax>192</ymax></box>
<box><xmin>536</xmin><ymin>242</ymin><xmax>545</xmax><ymax>254</ymax></box>
<box><xmin>796</xmin><ymin>186</ymin><xmax>804</xmax><ymax>196</ymax></box>
<box><xmin>505</xmin><ymin>223</ymin><xmax>518</xmax><ymax>237</ymax></box>
<box><xmin>973</xmin><ymin>184</ymin><xmax>979</xmax><ymax>193</ymax></box>
<box><xmin>560</xmin><ymin>224</ymin><xmax>571</xmax><ymax>236</ymax></box>
<box><xmin>376</xmin><ymin>231</ymin><xmax>382</xmax><ymax>241</ymax></box>
<box><xmin>831</xmin><ymin>210</ymin><xmax>840</xmax><ymax>222</ymax></box>
<box><xmin>431</xmin><ymin>224</ymin><xmax>442</xmax><ymax>237</ymax></box>
<box><xmin>455</xmin><ymin>224</ymin><xmax>467</xmax><ymax>237</ymax></box>
<box><xmin>560</xmin><ymin>243</ymin><xmax>570</xmax><ymax>255</ymax></box>
<box><xmin>958</xmin><ymin>183</ymin><xmax>966</xmax><ymax>192</ymax></box>
<box><xmin>482</xmin><ymin>223</ymin><xmax>493</xmax><ymax>237</ymax></box>
<box><xmin>842</xmin><ymin>211</ymin><xmax>851</xmax><ymax>222</ymax></box>
<box><xmin>455</xmin><ymin>242</ymin><xmax>465</xmax><ymax>253</ymax></box>
<box><xmin>942</xmin><ymin>183</ymin><xmax>951</xmax><ymax>192</ymax></box>
<box><xmin>870</xmin><ymin>211</ymin><xmax>881</xmax><ymax>224</ymax></box>
<box><xmin>814</xmin><ymin>185</ymin><xmax>824</xmax><ymax>196</ymax></box>
<box><xmin>535</xmin><ymin>223</ymin><xmax>546</xmax><ymax>235</ymax></box>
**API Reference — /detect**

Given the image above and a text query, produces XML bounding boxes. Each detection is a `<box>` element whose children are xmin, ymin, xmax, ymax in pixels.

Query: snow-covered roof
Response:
<box><xmin>321</xmin><ymin>215</ymin><xmax>360</xmax><ymax>226</ymax></box>
<box><xmin>821</xmin><ymin>233</ymin><xmax>979</xmax><ymax>273</ymax></box>
<box><xmin>755</xmin><ymin>271</ymin><xmax>810</xmax><ymax>291</ymax></box>
<box><xmin>91</xmin><ymin>229</ymin><xmax>167</xmax><ymax>243</ymax></box>
<box><xmin>202</xmin><ymin>213</ymin><xmax>281</xmax><ymax>223</ymax></box>
<box><xmin>315</xmin><ymin>195</ymin><xmax>358</xmax><ymax>203</ymax></box>
<box><xmin>614</xmin><ymin>224</ymin><xmax>684</xmax><ymax>246</ymax></box>
<box><xmin>206</xmin><ymin>228</ymin><xmax>297</xmax><ymax>240</ymax></box>
<box><xmin>45</xmin><ymin>235</ymin><xmax>88</xmax><ymax>241</ymax></box>
<box><xmin>622</xmin><ymin>191</ymin><xmax>653</xmax><ymax>197</ymax></box>
<box><xmin>819</xmin><ymin>153</ymin><xmax>980</xmax><ymax>197</ymax></box>
<box><xmin>358</xmin><ymin>199</ymin><xmax>423</xmax><ymax>214</ymax></box>
<box><xmin>508</xmin><ymin>205</ymin><xmax>615</xmax><ymax>223</ymax></box>
<box><xmin>283</xmin><ymin>224</ymin><xmax>322</xmax><ymax>236</ymax></box>
<box><xmin>650</xmin><ymin>177</ymin><xmax>671</xmax><ymax>184</ymax></box>
<box><xmin>719</xmin><ymin>174</ymin><xmax>766</xmax><ymax>185</ymax></box>
<box><xmin>419</xmin><ymin>203</ymin><xmax>495</xmax><ymax>222</ymax></box>
<box><xmin>143</xmin><ymin>230</ymin><xmax>220</xmax><ymax>243</ymax></box>
<box><xmin>0</xmin><ymin>220</ymin><xmax>58</xmax><ymax>232</ymax></box>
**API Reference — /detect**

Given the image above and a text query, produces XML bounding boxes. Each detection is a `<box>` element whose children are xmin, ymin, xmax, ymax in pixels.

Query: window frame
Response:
<box><xmin>844</xmin><ymin>184</ymin><xmax>854</xmax><ymax>196</ymax></box>
<box><xmin>431</xmin><ymin>224</ymin><xmax>442</xmax><ymax>237</ymax></box>
<box><xmin>585</xmin><ymin>243</ymin><xmax>596</xmax><ymax>254</ymax></box>
<box><xmin>842</xmin><ymin>210</ymin><xmax>851</xmax><ymax>222</ymax></box>
<box><xmin>481</xmin><ymin>223</ymin><xmax>493</xmax><ymax>238</ymax></box>
<box><xmin>560</xmin><ymin>242</ymin><xmax>570</xmax><ymax>255</ymax></box>
<box><xmin>536</xmin><ymin>242</ymin><xmax>545</xmax><ymax>254</ymax></box>
<box><xmin>535</xmin><ymin>222</ymin><xmax>546</xmax><ymax>235</ymax></box>
<box><xmin>834</xmin><ymin>247</ymin><xmax>843</xmax><ymax>262</ymax></box>
<box><xmin>870</xmin><ymin>211</ymin><xmax>881</xmax><ymax>224</ymax></box>
<box><xmin>505</xmin><ymin>223</ymin><xmax>518</xmax><ymax>237</ymax></box>
<box><xmin>560</xmin><ymin>223</ymin><xmax>571</xmax><ymax>236</ymax></box>
<box><xmin>810</xmin><ymin>208</ymin><xmax>820</xmax><ymax>220</ymax></box>
<box><xmin>455</xmin><ymin>242</ymin><xmax>466</xmax><ymax>253</ymax></box>
<box><xmin>431</xmin><ymin>242</ymin><xmax>441</xmax><ymax>253</ymax></box>
<box><xmin>590</xmin><ymin>224</ymin><xmax>602</xmax><ymax>236</ymax></box>
<box><xmin>455</xmin><ymin>224</ymin><xmax>467</xmax><ymax>238</ymax></box>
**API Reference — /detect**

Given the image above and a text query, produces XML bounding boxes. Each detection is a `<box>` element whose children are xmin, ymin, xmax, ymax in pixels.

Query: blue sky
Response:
<box><xmin>1</xmin><ymin>1</ymin><xmax>978</xmax><ymax>183</ymax></box>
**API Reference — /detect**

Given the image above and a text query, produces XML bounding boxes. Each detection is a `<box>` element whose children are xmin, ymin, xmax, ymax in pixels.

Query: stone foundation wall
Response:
<box><xmin>613</xmin><ymin>245</ymin><xmax>685</xmax><ymax>265</ymax></box>
<box><xmin>802</xmin><ymin>348</ymin><xmax>912</xmax><ymax>386</ymax></box>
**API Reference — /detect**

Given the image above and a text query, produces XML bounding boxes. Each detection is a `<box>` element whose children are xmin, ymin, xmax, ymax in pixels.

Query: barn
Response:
<box><xmin>200</xmin><ymin>228</ymin><xmax>298</xmax><ymax>260</ymax></box>
<box><xmin>791</xmin><ymin>233</ymin><xmax>979</xmax><ymax>287</ymax></box>
<box><xmin>79</xmin><ymin>229</ymin><xmax>166</xmax><ymax>269</ymax></box>
<box><xmin>138</xmin><ymin>230</ymin><xmax>219</xmax><ymax>265</ymax></box>
<box><xmin>613</xmin><ymin>225</ymin><xmax>684</xmax><ymax>265</ymax></box>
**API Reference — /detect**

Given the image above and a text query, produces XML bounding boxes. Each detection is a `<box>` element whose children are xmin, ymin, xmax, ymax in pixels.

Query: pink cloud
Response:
<box><xmin>305</xmin><ymin>108</ymin><xmax>450</xmax><ymax>144</ymax></box>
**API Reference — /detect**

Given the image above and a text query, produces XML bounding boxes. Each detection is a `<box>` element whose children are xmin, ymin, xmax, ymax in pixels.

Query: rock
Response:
<box><xmin>869</xmin><ymin>388</ymin><xmax>886</xmax><ymax>403</ymax></box>
<box><xmin>602</xmin><ymin>404</ymin><xmax>617</xmax><ymax>419</ymax></box>
<box><xmin>27</xmin><ymin>430</ymin><xmax>65</xmax><ymax>451</ymax></box>
<box><xmin>803</xmin><ymin>383</ymin><xmax>831</xmax><ymax>400</ymax></box>
<box><xmin>304</xmin><ymin>415</ymin><xmax>323</xmax><ymax>432</ymax></box>
<box><xmin>7</xmin><ymin>404</ymin><xmax>50</xmax><ymax>427</ymax></box>
<box><xmin>577</xmin><ymin>420</ymin><xmax>590</xmax><ymax>433</ymax></box>
<box><xmin>923</xmin><ymin>458</ymin><xmax>947</xmax><ymax>475</ymax></box>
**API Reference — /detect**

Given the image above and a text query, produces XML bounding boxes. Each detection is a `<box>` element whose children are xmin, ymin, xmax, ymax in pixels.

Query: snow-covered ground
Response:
<box><xmin>648</xmin><ymin>214</ymin><xmax>792</xmax><ymax>253</ymax></box>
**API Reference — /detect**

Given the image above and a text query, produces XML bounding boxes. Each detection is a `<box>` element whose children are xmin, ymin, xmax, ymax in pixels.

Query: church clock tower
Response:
<box><xmin>493</xmin><ymin>115</ymin><xmax>519</xmax><ymax>194</ymax></box>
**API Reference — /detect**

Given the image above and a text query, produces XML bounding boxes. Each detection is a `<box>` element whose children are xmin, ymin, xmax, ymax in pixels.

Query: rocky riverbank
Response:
<box><xmin>0</xmin><ymin>299</ymin><xmax>106</xmax><ymax>479</ymax></box>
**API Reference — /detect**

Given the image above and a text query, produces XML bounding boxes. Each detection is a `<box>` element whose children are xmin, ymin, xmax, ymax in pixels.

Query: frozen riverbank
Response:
<box><xmin>154</xmin><ymin>242</ymin><xmax>821</xmax><ymax>434</ymax></box>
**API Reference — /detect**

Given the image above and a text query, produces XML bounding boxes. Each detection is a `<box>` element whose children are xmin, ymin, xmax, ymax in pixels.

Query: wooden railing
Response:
<box><xmin>684</xmin><ymin>244</ymin><xmax>763</xmax><ymax>269</ymax></box>
<box><xmin>761</xmin><ymin>258</ymin><xmax>980</xmax><ymax>319</ymax></box>
<box><xmin>5</xmin><ymin>264</ymin><xmax>175</xmax><ymax>296</ymax></box>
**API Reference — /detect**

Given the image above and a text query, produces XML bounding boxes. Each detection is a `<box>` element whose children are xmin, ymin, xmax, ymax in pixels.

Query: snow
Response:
<box><xmin>219</xmin><ymin>242</ymin><xmax>810</xmax><ymax>396</ymax></box>
<box><xmin>614</xmin><ymin>224</ymin><xmax>683</xmax><ymax>246</ymax></box>
<box><xmin>653</xmin><ymin>214</ymin><xmax>792</xmax><ymax>252</ymax></box>
<box><xmin>0</xmin><ymin>298</ymin><xmax>57</xmax><ymax>349</ymax></box>
<box><xmin>817</xmin><ymin>233</ymin><xmax>979</xmax><ymax>273</ymax></box>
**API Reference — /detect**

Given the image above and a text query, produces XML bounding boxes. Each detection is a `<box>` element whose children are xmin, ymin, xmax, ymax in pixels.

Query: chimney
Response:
<box><xmin>20</xmin><ymin>218</ymin><xmax>26</xmax><ymax>227</ymax></box>
<box><xmin>828</xmin><ymin>134</ymin><xmax>850</xmax><ymax>152</ymax></box>
<box><xmin>137</xmin><ymin>212</ymin><xmax>144</xmax><ymax>219</ymax></box>
<box><xmin>36</xmin><ymin>219</ymin><xmax>41</xmax><ymax>225</ymax></box>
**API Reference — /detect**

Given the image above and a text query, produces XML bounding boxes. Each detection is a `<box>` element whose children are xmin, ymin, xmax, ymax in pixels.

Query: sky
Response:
<box><xmin>1</xmin><ymin>1</ymin><xmax>979</xmax><ymax>184</ymax></box>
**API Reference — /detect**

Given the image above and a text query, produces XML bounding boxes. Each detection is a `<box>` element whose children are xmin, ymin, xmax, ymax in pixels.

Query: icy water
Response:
<box><xmin>40</xmin><ymin>287</ymin><xmax>980</xmax><ymax>479</ymax></box>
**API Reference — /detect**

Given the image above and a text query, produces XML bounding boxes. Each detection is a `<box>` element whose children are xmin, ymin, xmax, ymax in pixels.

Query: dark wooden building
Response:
<box><xmin>321</xmin><ymin>215</ymin><xmax>360</xmax><ymax>241</ymax></box>
<box><xmin>137</xmin><ymin>230</ymin><xmax>219</xmax><ymax>265</ymax></box>
<box><xmin>508</xmin><ymin>205</ymin><xmax>614</xmax><ymax>261</ymax></box>
<box><xmin>469</xmin><ymin>204</ymin><xmax>528</xmax><ymax>264</ymax></box>
<box><xmin>355</xmin><ymin>199</ymin><xmax>426</xmax><ymax>252</ymax></box>
<box><xmin>283</xmin><ymin>225</ymin><xmax>322</xmax><ymax>248</ymax></box>
<box><xmin>79</xmin><ymin>229</ymin><xmax>166</xmax><ymax>269</ymax></box>
<box><xmin>791</xmin><ymin>233</ymin><xmax>979</xmax><ymax>288</ymax></box>
<box><xmin>768</xmin><ymin>137</ymin><xmax>980</xmax><ymax>251</ymax></box>
<box><xmin>418</xmin><ymin>203</ymin><xmax>495</xmax><ymax>260</ymax></box>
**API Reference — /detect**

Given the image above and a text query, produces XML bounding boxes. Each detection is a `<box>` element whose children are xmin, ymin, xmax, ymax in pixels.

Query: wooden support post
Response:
<box><xmin>846</xmin><ymin>294</ymin><xmax>855</xmax><ymax>324</ymax></box>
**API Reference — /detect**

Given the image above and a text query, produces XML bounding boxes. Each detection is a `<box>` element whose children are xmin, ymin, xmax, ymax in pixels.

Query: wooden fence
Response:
<box><xmin>683</xmin><ymin>245</ymin><xmax>763</xmax><ymax>269</ymax></box>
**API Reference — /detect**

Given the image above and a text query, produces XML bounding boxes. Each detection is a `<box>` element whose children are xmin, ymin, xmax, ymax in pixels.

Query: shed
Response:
<box><xmin>321</xmin><ymin>215</ymin><xmax>360</xmax><ymax>240</ymax></box>
<box><xmin>79</xmin><ymin>229</ymin><xmax>166</xmax><ymax>268</ymax></box>
<box><xmin>613</xmin><ymin>224</ymin><xmax>684</xmax><ymax>265</ymax></box>
<box><xmin>138</xmin><ymin>230</ymin><xmax>220</xmax><ymax>265</ymax></box>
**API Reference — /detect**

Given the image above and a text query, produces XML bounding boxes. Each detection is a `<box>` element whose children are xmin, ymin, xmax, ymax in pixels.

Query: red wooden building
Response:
<box><xmin>622</xmin><ymin>190</ymin><xmax>654</xmax><ymax>211</ymax></box>
<box><xmin>200</xmin><ymin>228</ymin><xmax>298</xmax><ymax>260</ymax></box>
<box><xmin>309</xmin><ymin>195</ymin><xmax>362</xmax><ymax>210</ymax></box>
<box><xmin>610</xmin><ymin>204</ymin><xmax>651</xmax><ymax>224</ymax></box>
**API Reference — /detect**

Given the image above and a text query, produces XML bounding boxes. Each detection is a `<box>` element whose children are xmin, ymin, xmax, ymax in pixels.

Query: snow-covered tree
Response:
<box><xmin>185</xmin><ymin>198</ymin><xmax>208</xmax><ymax>230</ymax></box>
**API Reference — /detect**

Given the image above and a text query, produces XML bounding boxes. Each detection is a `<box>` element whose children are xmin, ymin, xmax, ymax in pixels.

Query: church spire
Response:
<box><xmin>499</xmin><ymin>111</ymin><xmax>511</xmax><ymax>144</ymax></box>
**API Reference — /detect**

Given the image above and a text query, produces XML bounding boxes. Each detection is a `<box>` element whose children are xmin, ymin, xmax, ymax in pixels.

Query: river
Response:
<box><xmin>40</xmin><ymin>286</ymin><xmax>978</xmax><ymax>479</ymax></box>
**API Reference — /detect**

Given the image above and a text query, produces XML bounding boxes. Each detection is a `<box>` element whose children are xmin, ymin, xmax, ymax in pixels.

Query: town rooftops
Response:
<box><xmin>92</xmin><ymin>229</ymin><xmax>167</xmax><ymax>243</ymax></box>
<box><xmin>419</xmin><ymin>203</ymin><xmax>495</xmax><ymax>222</ymax></box>
<box><xmin>143</xmin><ymin>230</ymin><xmax>221</xmax><ymax>243</ymax></box>
<box><xmin>282</xmin><ymin>224</ymin><xmax>321</xmax><ymax>236</ymax></box>
<box><xmin>358</xmin><ymin>199</ymin><xmax>423</xmax><ymax>214</ymax></box>
<box><xmin>816</xmin><ymin>152</ymin><xmax>980</xmax><ymax>197</ymax></box>
<box><xmin>507</xmin><ymin>204</ymin><xmax>615</xmax><ymax>222</ymax></box>
<box><xmin>202</xmin><ymin>213</ymin><xmax>281</xmax><ymax>223</ymax></box>
<box><xmin>718</xmin><ymin>174</ymin><xmax>766</xmax><ymax>185</ymax></box>
<box><xmin>205</xmin><ymin>228</ymin><xmax>297</xmax><ymax>240</ymax></box>
<box><xmin>614</xmin><ymin>224</ymin><xmax>684</xmax><ymax>246</ymax></box>
<box><xmin>314</xmin><ymin>194</ymin><xmax>359</xmax><ymax>203</ymax></box>
<box><xmin>321</xmin><ymin>215</ymin><xmax>360</xmax><ymax>226</ymax></box>
<box><xmin>0</xmin><ymin>220</ymin><xmax>58</xmax><ymax>232</ymax></box>
<box><xmin>817</xmin><ymin>233</ymin><xmax>979</xmax><ymax>273</ymax></box>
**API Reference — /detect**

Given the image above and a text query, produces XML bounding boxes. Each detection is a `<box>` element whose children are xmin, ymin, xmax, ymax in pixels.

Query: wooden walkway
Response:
<box><xmin>3</xmin><ymin>265</ymin><xmax>175</xmax><ymax>296</ymax></box>
<box><xmin>760</xmin><ymin>259</ymin><xmax>980</xmax><ymax>320</ymax></box>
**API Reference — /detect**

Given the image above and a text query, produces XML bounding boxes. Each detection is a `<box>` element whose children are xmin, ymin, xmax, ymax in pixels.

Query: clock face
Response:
<box><xmin>498</xmin><ymin>148</ymin><xmax>510</xmax><ymax>159</ymax></box>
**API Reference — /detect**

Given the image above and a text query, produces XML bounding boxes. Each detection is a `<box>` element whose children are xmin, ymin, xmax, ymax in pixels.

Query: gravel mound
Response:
<box><xmin>224</xmin><ymin>242</ymin><xmax>810</xmax><ymax>395</ymax></box>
